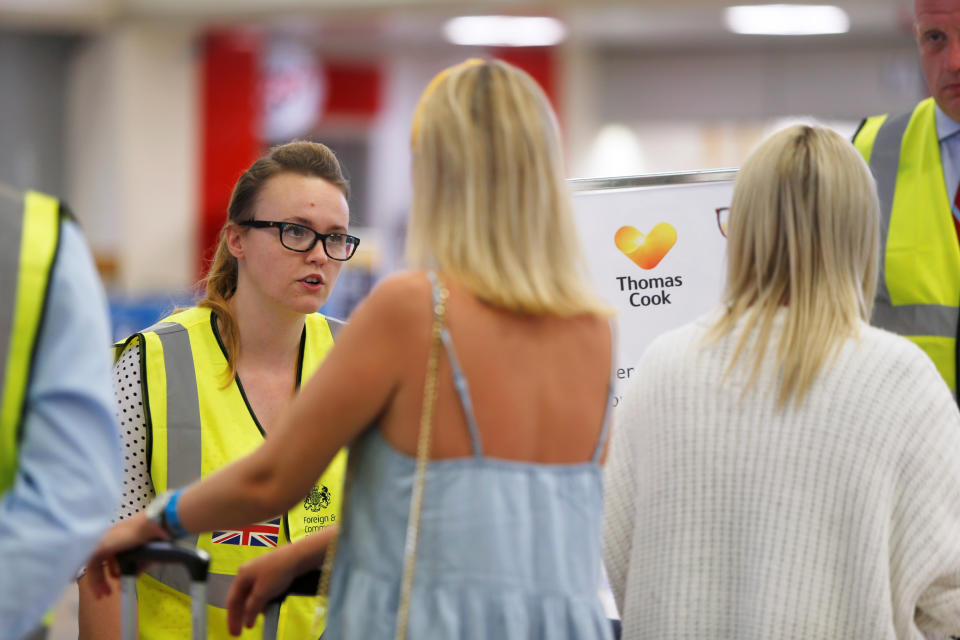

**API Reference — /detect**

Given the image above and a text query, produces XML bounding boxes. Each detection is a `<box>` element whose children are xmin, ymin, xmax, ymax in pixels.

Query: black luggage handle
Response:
<box><xmin>117</xmin><ymin>541</ymin><xmax>211</xmax><ymax>581</ymax></box>
<box><xmin>118</xmin><ymin>542</ymin><xmax>211</xmax><ymax>640</ymax></box>
<box><xmin>262</xmin><ymin>569</ymin><xmax>323</xmax><ymax>640</ymax></box>
<box><xmin>118</xmin><ymin>543</ymin><xmax>320</xmax><ymax>640</ymax></box>
<box><xmin>267</xmin><ymin>569</ymin><xmax>321</xmax><ymax>605</ymax></box>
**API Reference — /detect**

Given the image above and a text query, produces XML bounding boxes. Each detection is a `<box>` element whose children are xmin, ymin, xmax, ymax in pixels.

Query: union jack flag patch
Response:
<box><xmin>212</xmin><ymin>517</ymin><xmax>281</xmax><ymax>547</ymax></box>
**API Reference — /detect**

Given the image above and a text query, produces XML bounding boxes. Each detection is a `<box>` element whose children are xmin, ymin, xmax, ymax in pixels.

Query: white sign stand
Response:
<box><xmin>571</xmin><ymin>169</ymin><xmax>736</xmax><ymax>403</ymax></box>
<box><xmin>571</xmin><ymin>169</ymin><xmax>737</xmax><ymax>621</ymax></box>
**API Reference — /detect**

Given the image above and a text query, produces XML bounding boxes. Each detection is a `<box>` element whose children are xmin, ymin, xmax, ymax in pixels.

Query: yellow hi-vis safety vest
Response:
<box><xmin>0</xmin><ymin>189</ymin><xmax>64</xmax><ymax>497</ymax></box>
<box><xmin>115</xmin><ymin>306</ymin><xmax>348</xmax><ymax>640</ymax></box>
<box><xmin>853</xmin><ymin>97</ymin><xmax>960</xmax><ymax>395</ymax></box>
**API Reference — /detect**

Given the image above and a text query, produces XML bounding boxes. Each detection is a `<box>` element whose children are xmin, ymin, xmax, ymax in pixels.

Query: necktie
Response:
<box><xmin>954</xmin><ymin>183</ymin><xmax>960</xmax><ymax>408</ymax></box>
<box><xmin>953</xmin><ymin>182</ymin><xmax>960</xmax><ymax>245</ymax></box>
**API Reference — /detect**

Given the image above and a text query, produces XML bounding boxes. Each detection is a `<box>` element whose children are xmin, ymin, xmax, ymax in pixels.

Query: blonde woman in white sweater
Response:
<box><xmin>603</xmin><ymin>125</ymin><xmax>960</xmax><ymax>640</ymax></box>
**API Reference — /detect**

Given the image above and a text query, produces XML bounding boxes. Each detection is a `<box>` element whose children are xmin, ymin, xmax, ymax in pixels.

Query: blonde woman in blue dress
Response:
<box><xmin>85</xmin><ymin>59</ymin><xmax>616</xmax><ymax>640</ymax></box>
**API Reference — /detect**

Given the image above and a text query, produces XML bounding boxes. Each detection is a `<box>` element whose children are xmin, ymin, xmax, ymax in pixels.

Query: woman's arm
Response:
<box><xmin>85</xmin><ymin>273</ymin><xmax>426</xmax><ymax>595</ymax></box>
<box><xmin>78</xmin><ymin>574</ymin><xmax>123</xmax><ymax>640</ymax></box>
<box><xmin>226</xmin><ymin>525</ymin><xmax>339</xmax><ymax>635</ymax></box>
<box><xmin>79</xmin><ymin>342</ymin><xmax>152</xmax><ymax>639</ymax></box>
<box><xmin>175</xmin><ymin>274</ymin><xmax>416</xmax><ymax>529</ymax></box>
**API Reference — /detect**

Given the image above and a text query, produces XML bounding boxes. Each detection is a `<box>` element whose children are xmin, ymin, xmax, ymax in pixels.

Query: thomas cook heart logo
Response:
<box><xmin>614</xmin><ymin>223</ymin><xmax>677</xmax><ymax>270</ymax></box>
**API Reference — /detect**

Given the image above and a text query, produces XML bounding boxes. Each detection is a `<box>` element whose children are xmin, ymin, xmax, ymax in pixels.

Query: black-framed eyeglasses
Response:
<box><xmin>715</xmin><ymin>207</ymin><xmax>730</xmax><ymax>238</ymax></box>
<box><xmin>240</xmin><ymin>220</ymin><xmax>360</xmax><ymax>261</ymax></box>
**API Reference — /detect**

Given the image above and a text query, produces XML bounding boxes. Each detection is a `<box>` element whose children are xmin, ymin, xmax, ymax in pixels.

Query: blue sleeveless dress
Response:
<box><xmin>324</xmin><ymin>277</ymin><xmax>614</xmax><ymax>640</ymax></box>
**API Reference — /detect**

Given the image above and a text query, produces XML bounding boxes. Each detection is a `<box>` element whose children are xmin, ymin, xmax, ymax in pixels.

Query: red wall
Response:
<box><xmin>491</xmin><ymin>47</ymin><xmax>561</xmax><ymax>119</ymax></box>
<box><xmin>197</xmin><ymin>37</ymin><xmax>382</xmax><ymax>277</ymax></box>
<box><xmin>197</xmin><ymin>35</ymin><xmax>556</xmax><ymax>277</ymax></box>
<box><xmin>198</xmin><ymin>31</ymin><xmax>262</xmax><ymax>279</ymax></box>
<box><xmin>324</xmin><ymin>62</ymin><xmax>382</xmax><ymax>119</ymax></box>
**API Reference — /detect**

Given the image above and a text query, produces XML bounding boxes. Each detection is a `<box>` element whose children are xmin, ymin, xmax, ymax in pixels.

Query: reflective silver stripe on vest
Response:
<box><xmin>327</xmin><ymin>316</ymin><xmax>346</xmax><ymax>340</ymax></box>
<box><xmin>143</xmin><ymin>315</ymin><xmax>340</xmax><ymax>620</ymax></box>
<box><xmin>141</xmin><ymin>567</ymin><xmax>304</xmax><ymax>635</ymax></box>
<box><xmin>144</xmin><ymin>322</ymin><xmax>202</xmax><ymax>589</ymax></box>
<box><xmin>146</xmin><ymin>563</ymin><xmax>235</xmax><ymax>608</ymax></box>
<box><xmin>863</xmin><ymin>108</ymin><xmax>959</xmax><ymax>342</ymax></box>
<box><xmin>872</xmin><ymin>302</ymin><xmax>959</xmax><ymax>338</ymax></box>
<box><xmin>0</xmin><ymin>189</ymin><xmax>23</xmax><ymax>411</ymax></box>
<box><xmin>152</xmin><ymin>322</ymin><xmax>203</xmax><ymax>493</ymax></box>
<box><xmin>866</xmin><ymin>109</ymin><xmax>912</xmax><ymax>310</ymax></box>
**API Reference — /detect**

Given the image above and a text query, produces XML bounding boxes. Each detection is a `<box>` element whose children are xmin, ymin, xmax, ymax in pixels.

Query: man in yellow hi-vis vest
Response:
<box><xmin>0</xmin><ymin>187</ymin><xmax>120</xmax><ymax>640</ymax></box>
<box><xmin>852</xmin><ymin>0</ymin><xmax>960</xmax><ymax>402</ymax></box>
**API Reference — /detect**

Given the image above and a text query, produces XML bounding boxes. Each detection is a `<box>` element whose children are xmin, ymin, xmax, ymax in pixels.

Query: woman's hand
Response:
<box><xmin>83</xmin><ymin>512</ymin><xmax>169</xmax><ymax>598</ymax></box>
<box><xmin>226</xmin><ymin>544</ymin><xmax>303</xmax><ymax>636</ymax></box>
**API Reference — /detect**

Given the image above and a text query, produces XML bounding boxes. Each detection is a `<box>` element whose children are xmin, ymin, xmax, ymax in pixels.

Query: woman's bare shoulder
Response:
<box><xmin>363</xmin><ymin>270</ymin><xmax>431</xmax><ymax>310</ymax></box>
<box><xmin>372</xmin><ymin>270</ymin><xmax>432</xmax><ymax>298</ymax></box>
<box><xmin>347</xmin><ymin>270</ymin><xmax>434</xmax><ymax>333</ymax></box>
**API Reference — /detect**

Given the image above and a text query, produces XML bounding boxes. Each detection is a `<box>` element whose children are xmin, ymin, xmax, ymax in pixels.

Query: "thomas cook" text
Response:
<box><xmin>617</xmin><ymin>275</ymin><xmax>683</xmax><ymax>307</ymax></box>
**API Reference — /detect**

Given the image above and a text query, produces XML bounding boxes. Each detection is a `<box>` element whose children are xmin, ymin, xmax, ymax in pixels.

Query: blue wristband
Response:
<box><xmin>164</xmin><ymin>489</ymin><xmax>189</xmax><ymax>538</ymax></box>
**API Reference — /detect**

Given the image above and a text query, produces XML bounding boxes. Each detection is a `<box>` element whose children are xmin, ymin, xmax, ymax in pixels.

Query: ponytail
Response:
<box><xmin>197</xmin><ymin>235</ymin><xmax>242</xmax><ymax>383</ymax></box>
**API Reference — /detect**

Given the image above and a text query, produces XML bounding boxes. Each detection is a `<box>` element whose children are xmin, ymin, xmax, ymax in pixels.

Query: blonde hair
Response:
<box><xmin>199</xmin><ymin>140</ymin><xmax>349</xmax><ymax>382</ymax></box>
<box><xmin>709</xmin><ymin>125</ymin><xmax>879</xmax><ymax>406</ymax></box>
<box><xmin>407</xmin><ymin>59</ymin><xmax>611</xmax><ymax>317</ymax></box>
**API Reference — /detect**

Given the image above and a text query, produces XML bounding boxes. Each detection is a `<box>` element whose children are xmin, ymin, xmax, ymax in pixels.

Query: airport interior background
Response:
<box><xmin>0</xmin><ymin>0</ymin><xmax>921</xmax><ymax>634</ymax></box>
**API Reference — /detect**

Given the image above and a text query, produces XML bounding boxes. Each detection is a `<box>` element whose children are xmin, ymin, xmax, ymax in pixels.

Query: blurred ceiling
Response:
<box><xmin>0</xmin><ymin>0</ymin><xmax>915</xmax><ymax>49</ymax></box>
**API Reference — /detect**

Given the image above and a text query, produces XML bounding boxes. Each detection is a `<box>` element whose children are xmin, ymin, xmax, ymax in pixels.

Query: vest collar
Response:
<box><xmin>935</xmin><ymin>102</ymin><xmax>960</xmax><ymax>142</ymax></box>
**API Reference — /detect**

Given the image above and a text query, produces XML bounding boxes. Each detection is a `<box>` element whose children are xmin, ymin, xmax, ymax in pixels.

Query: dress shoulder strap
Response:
<box><xmin>591</xmin><ymin>318</ymin><xmax>618</xmax><ymax>463</ymax></box>
<box><xmin>426</xmin><ymin>272</ymin><xmax>483</xmax><ymax>457</ymax></box>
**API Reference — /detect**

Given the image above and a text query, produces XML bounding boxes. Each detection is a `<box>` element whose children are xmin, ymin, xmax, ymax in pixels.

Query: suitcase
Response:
<box><xmin>118</xmin><ymin>541</ymin><xmax>322</xmax><ymax>640</ymax></box>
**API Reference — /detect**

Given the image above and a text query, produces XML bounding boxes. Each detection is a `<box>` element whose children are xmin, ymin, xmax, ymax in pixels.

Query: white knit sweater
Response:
<box><xmin>603</xmin><ymin>307</ymin><xmax>960</xmax><ymax>640</ymax></box>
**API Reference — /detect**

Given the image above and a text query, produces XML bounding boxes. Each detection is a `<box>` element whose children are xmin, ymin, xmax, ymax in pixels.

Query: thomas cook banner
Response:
<box><xmin>571</xmin><ymin>170</ymin><xmax>735</xmax><ymax>404</ymax></box>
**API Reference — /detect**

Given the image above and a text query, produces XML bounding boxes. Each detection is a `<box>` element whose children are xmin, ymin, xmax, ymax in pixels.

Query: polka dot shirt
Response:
<box><xmin>112</xmin><ymin>341</ymin><xmax>154</xmax><ymax>522</ymax></box>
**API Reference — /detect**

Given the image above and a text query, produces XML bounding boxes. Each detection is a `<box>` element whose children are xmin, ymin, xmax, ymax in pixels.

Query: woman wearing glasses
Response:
<box><xmin>86</xmin><ymin>60</ymin><xmax>616</xmax><ymax>639</ymax></box>
<box><xmin>78</xmin><ymin>140</ymin><xmax>360</xmax><ymax>640</ymax></box>
<box><xmin>603</xmin><ymin>126</ymin><xmax>960</xmax><ymax>639</ymax></box>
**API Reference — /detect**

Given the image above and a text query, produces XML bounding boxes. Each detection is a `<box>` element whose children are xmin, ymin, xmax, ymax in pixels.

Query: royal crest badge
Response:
<box><xmin>304</xmin><ymin>484</ymin><xmax>332</xmax><ymax>512</ymax></box>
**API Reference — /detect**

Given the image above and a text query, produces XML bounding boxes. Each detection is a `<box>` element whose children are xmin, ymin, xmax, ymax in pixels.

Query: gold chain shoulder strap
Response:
<box><xmin>395</xmin><ymin>275</ymin><xmax>448</xmax><ymax>640</ymax></box>
<box><xmin>315</xmin><ymin>274</ymin><xmax>449</xmax><ymax>640</ymax></box>
<box><xmin>314</xmin><ymin>460</ymin><xmax>350</xmax><ymax>627</ymax></box>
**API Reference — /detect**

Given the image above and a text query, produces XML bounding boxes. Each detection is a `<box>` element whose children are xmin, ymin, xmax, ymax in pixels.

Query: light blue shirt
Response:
<box><xmin>934</xmin><ymin>104</ymin><xmax>960</xmax><ymax>225</ymax></box>
<box><xmin>0</xmin><ymin>221</ymin><xmax>121</xmax><ymax>640</ymax></box>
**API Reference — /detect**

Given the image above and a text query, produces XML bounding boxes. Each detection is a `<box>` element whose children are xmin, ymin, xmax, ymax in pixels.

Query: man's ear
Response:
<box><xmin>225</xmin><ymin>222</ymin><xmax>245</xmax><ymax>260</ymax></box>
